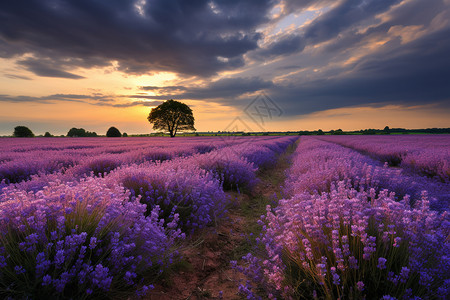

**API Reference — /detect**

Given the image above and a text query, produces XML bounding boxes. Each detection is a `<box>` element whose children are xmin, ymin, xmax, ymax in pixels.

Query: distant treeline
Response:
<box><xmin>7</xmin><ymin>126</ymin><xmax>127</xmax><ymax>137</ymax></box>
<box><xmin>4</xmin><ymin>125</ymin><xmax>450</xmax><ymax>138</ymax></box>
<box><xmin>296</xmin><ymin>127</ymin><xmax>450</xmax><ymax>135</ymax></box>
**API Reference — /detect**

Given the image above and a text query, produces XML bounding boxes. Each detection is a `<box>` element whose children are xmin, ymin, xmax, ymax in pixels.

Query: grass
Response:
<box><xmin>229</xmin><ymin>141</ymin><xmax>298</xmax><ymax>261</ymax></box>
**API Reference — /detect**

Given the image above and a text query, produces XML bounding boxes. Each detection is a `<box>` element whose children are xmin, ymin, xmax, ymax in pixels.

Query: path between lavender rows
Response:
<box><xmin>146</xmin><ymin>140</ymin><xmax>299</xmax><ymax>300</ymax></box>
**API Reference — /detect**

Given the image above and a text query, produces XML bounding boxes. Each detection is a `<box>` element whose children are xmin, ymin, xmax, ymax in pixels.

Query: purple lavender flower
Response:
<box><xmin>42</xmin><ymin>274</ymin><xmax>52</xmax><ymax>286</ymax></box>
<box><xmin>14</xmin><ymin>265</ymin><xmax>26</xmax><ymax>275</ymax></box>
<box><xmin>89</xmin><ymin>237</ymin><xmax>97</xmax><ymax>249</ymax></box>
<box><xmin>377</xmin><ymin>257</ymin><xmax>387</xmax><ymax>270</ymax></box>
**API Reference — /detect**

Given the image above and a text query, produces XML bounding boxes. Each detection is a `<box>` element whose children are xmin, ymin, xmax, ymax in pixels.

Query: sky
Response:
<box><xmin>1</xmin><ymin>0</ymin><xmax>449</xmax><ymax>135</ymax></box>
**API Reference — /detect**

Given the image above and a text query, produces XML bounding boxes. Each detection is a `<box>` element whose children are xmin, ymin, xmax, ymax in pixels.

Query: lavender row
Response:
<box><xmin>236</xmin><ymin>137</ymin><xmax>450</xmax><ymax>299</ymax></box>
<box><xmin>0</xmin><ymin>137</ymin><xmax>218</xmax><ymax>185</ymax></box>
<box><xmin>284</xmin><ymin>137</ymin><xmax>449</xmax><ymax>211</ymax></box>
<box><xmin>318</xmin><ymin>135</ymin><xmax>450</xmax><ymax>183</ymax></box>
<box><xmin>0</xmin><ymin>136</ymin><xmax>292</xmax><ymax>185</ymax></box>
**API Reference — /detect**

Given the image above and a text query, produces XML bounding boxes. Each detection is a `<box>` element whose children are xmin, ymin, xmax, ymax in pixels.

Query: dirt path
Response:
<box><xmin>148</xmin><ymin>142</ymin><xmax>297</xmax><ymax>300</ymax></box>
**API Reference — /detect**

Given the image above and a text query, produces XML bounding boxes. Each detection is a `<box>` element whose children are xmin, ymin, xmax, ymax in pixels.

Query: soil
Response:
<box><xmin>146</xmin><ymin>144</ymin><xmax>297</xmax><ymax>300</ymax></box>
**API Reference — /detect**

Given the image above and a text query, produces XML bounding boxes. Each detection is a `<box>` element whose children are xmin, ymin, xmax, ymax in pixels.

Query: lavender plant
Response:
<box><xmin>190</xmin><ymin>148</ymin><xmax>259</xmax><ymax>191</ymax></box>
<box><xmin>0</xmin><ymin>177</ymin><xmax>183</xmax><ymax>299</ymax></box>
<box><xmin>237</xmin><ymin>185</ymin><xmax>449</xmax><ymax>299</ymax></box>
<box><xmin>108</xmin><ymin>163</ymin><xmax>227</xmax><ymax>232</ymax></box>
<box><xmin>284</xmin><ymin>137</ymin><xmax>449</xmax><ymax>211</ymax></box>
<box><xmin>319</xmin><ymin>135</ymin><xmax>450</xmax><ymax>183</ymax></box>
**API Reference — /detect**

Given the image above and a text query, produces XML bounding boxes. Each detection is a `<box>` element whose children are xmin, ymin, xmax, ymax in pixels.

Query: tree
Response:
<box><xmin>44</xmin><ymin>132</ymin><xmax>53</xmax><ymax>137</ymax></box>
<box><xmin>13</xmin><ymin>126</ymin><xmax>34</xmax><ymax>137</ymax></box>
<box><xmin>383</xmin><ymin>126</ymin><xmax>390</xmax><ymax>134</ymax></box>
<box><xmin>332</xmin><ymin>129</ymin><xmax>344</xmax><ymax>135</ymax></box>
<box><xmin>67</xmin><ymin>128</ymin><xmax>97</xmax><ymax>137</ymax></box>
<box><xmin>106</xmin><ymin>126</ymin><xmax>122</xmax><ymax>137</ymax></box>
<box><xmin>147</xmin><ymin>99</ymin><xmax>195</xmax><ymax>137</ymax></box>
<box><xmin>122</xmin><ymin>132</ymin><xmax>128</xmax><ymax>137</ymax></box>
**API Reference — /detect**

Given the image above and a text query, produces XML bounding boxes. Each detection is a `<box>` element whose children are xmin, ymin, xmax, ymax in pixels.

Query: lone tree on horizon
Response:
<box><xmin>147</xmin><ymin>99</ymin><xmax>195</xmax><ymax>137</ymax></box>
<box><xmin>13</xmin><ymin>126</ymin><xmax>34</xmax><ymax>137</ymax></box>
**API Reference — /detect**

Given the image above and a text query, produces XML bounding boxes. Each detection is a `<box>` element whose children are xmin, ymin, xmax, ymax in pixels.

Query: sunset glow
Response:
<box><xmin>1</xmin><ymin>0</ymin><xmax>449</xmax><ymax>135</ymax></box>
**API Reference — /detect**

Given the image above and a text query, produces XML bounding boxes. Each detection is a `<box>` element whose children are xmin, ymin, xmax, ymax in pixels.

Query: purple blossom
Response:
<box><xmin>377</xmin><ymin>257</ymin><xmax>387</xmax><ymax>270</ymax></box>
<box><xmin>42</xmin><ymin>274</ymin><xmax>52</xmax><ymax>286</ymax></box>
<box><xmin>14</xmin><ymin>265</ymin><xmax>26</xmax><ymax>275</ymax></box>
<box><xmin>89</xmin><ymin>237</ymin><xmax>97</xmax><ymax>249</ymax></box>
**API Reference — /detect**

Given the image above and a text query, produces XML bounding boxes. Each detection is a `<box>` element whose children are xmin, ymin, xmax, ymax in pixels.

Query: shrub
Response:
<box><xmin>13</xmin><ymin>126</ymin><xmax>34</xmax><ymax>137</ymax></box>
<box><xmin>106</xmin><ymin>127</ymin><xmax>121</xmax><ymax>137</ymax></box>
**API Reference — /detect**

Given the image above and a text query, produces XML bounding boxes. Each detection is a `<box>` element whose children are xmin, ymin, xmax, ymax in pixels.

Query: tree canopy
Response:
<box><xmin>67</xmin><ymin>128</ymin><xmax>97</xmax><ymax>137</ymax></box>
<box><xmin>13</xmin><ymin>126</ymin><xmax>34</xmax><ymax>137</ymax></box>
<box><xmin>106</xmin><ymin>126</ymin><xmax>122</xmax><ymax>137</ymax></box>
<box><xmin>147</xmin><ymin>99</ymin><xmax>195</xmax><ymax>137</ymax></box>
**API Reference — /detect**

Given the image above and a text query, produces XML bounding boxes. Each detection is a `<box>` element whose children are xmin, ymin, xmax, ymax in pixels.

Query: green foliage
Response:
<box><xmin>122</xmin><ymin>132</ymin><xmax>128</xmax><ymax>137</ymax></box>
<box><xmin>13</xmin><ymin>126</ymin><xmax>34</xmax><ymax>137</ymax></box>
<box><xmin>147</xmin><ymin>99</ymin><xmax>195</xmax><ymax>137</ymax></box>
<box><xmin>44</xmin><ymin>132</ymin><xmax>53</xmax><ymax>137</ymax></box>
<box><xmin>106</xmin><ymin>127</ymin><xmax>122</xmax><ymax>137</ymax></box>
<box><xmin>331</xmin><ymin>129</ymin><xmax>344</xmax><ymax>135</ymax></box>
<box><xmin>361</xmin><ymin>129</ymin><xmax>378</xmax><ymax>135</ymax></box>
<box><xmin>67</xmin><ymin>128</ymin><xmax>97</xmax><ymax>137</ymax></box>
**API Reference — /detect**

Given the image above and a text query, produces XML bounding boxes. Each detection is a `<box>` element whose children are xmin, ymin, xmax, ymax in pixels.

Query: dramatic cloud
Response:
<box><xmin>0</xmin><ymin>93</ymin><xmax>161</xmax><ymax>108</ymax></box>
<box><xmin>17</xmin><ymin>58</ymin><xmax>85</xmax><ymax>79</ymax></box>
<box><xmin>0</xmin><ymin>0</ymin><xmax>274</xmax><ymax>77</ymax></box>
<box><xmin>304</xmin><ymin>0</ymin><xmax>402</xmax><ymax>44</ymax></box>
<box><xmin>1</xmin><ymin>0</ymin><xmax>449</xmax><ymax>134</ymax></box>
<box><xmin>251</xmin><ymin>34</ymin><xmax>305</xmax><ymax>61</ymax></box>
<box><xmin>140</xmin><ymin>77</ymin><xmax>274</xmax><ymax>100</ymax></box>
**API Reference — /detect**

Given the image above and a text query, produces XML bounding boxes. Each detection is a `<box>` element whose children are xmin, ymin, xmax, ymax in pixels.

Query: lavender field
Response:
<box><xmin>236</xmin><ymin>135</ymin><xmax>450</xmax><ymax>300</ymax></box>
<box><xmin>0</xmin><ymin>135</ymin><xmax>449</xmax><ymax>299</ymax></box>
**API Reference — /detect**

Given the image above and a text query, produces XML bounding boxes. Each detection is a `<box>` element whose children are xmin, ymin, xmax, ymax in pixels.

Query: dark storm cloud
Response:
<box><xmin>0</xmin><ymin>0</ymin><xmax>274</xmax><ymax>77</ymax></box>
<box><xmin>250</xmin><ymin>0</ymin><xmax>402</xmax><ymax>60</ymax></box>
<box><xmin>17</xmin><ymin>58</ymin><xmax>85</xmax><ymax>79</ymax></box>
<box><xmin>1</xmin><ymin>0</ymin><xmax>449</xmax><ymax>119</ymax></box>
<box><xmin>0</xmin><ymin>93</ymin><xmax>161</xmax><ymax>108</ymax></box>
<box><xmin>140</xmin><ymin>77</ymin><xmax>274</xmax><ymax>100</ymax></box>
<box><xmin>304</xmin><ymin>0</ymin><xmax>401</xmax><ymax>44</ymax></box>
<box><xmin>268</xmin><ymin>27</ymin><xmax>450</xmax><ymax>116</ymax></box>
<box><xmin>251</xmin><ymin>34</ymin><xmax>305</xmax><ymax>61</ymax></box>
<box><xmin>281</xmin><ymin>0</ymin><xmax>334</xmax><ymax>13</ymax></box>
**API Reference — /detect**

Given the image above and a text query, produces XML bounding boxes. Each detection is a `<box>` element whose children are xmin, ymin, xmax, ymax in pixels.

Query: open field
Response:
<box><xmin>0</xmin><ymin>135</ymin><xmax>449</xmax><ymax>299</ymax></box>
